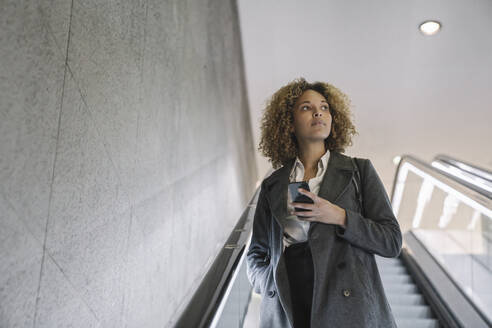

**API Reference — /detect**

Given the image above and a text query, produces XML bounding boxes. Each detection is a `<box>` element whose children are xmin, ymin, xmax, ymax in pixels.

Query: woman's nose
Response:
<box><xmin>313</xmin><ymin>106</ymin><xmax>323</xmax><ymax>117</ymax></box>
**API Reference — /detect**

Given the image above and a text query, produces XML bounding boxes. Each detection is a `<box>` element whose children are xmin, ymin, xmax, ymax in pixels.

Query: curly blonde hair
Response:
<box><xmin>259</xmin><ymin>77</ymin><xmax>358</xmax><ymax>169</ymax></box>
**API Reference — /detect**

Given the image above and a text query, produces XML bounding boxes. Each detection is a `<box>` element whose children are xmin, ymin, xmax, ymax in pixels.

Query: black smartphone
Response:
<box><xmin>288</xmin><ymin>181</ymin><xmax>313</xmax><ymax>212</ymax></box>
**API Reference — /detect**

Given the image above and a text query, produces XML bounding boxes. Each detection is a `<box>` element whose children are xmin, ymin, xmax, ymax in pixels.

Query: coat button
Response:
<box><xmin>267</xmin><ymin>290</ymin><xmax>276</xmax><ymax>298</ymax></box>
<box><xmin>343</xmin><ymin>289</ymin><xmax>351</xmax><ymax>297</ymax></box>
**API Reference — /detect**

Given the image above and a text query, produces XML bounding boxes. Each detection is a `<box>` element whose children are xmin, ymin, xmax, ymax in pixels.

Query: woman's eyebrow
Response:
<box><xmin>298</xmin><ymin>100</ymin><xmax>328</xmax><ymax>104</ymax></box>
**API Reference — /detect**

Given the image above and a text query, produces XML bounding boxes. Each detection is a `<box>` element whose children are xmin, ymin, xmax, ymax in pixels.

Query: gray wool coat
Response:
<box><xmin>246</xmin><ymin>151</ymin><xmax>402</xmax><ymax>328</ymax></box>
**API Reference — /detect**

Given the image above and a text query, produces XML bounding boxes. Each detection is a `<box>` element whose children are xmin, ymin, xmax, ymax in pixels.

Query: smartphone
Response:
<box><xmin>288</xmin><ymin>181</ymin><xmax>313</xmax><ymax>212</ymax></box>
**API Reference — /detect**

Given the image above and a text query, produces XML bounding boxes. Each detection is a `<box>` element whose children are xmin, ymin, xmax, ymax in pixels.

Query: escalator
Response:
<box><xmin>376</xmin><ymin>255</ymin><xmax>439</xmax><ymax>328</ymax></box>
<box><xmin>175</xmin><ymin>154</ymin><xmax>492</xmax><ymax>328</ymax></box>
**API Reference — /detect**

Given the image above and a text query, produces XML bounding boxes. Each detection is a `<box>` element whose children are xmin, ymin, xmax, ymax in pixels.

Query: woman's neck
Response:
<box><xmin>298</xmin><ymin>142</ymin><xmax>326</xmax><ymax>172</ymax></box>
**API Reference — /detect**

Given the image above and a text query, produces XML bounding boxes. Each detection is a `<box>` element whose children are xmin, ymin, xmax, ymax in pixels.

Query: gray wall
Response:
<box><xmin>0</xmin><ymin>0</ymin><xmax>257</xmax><ymax>327</ymax></box>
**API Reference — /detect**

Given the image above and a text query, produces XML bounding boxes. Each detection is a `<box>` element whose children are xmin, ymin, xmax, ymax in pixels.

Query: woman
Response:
<box><xmin>246</xmin><ymin>77</ymin><xmax>402</xmax><ymax>328</ymax></box>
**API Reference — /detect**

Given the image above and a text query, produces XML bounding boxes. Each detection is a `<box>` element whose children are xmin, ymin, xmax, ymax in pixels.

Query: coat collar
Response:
<box><xmin>289</xmin><ymin>148</ymin><xmax>331</xmax><ymax>181</ymax></box>
<box><xmin>264</xmin><ymin>151</ymin><xmax>354</xmax><ymax>229</ymax></box>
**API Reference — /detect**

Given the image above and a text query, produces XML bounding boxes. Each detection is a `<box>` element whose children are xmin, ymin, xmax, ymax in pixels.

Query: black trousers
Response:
<box><xmin>284</xmin><ymin>241</ymin><xmax>314</xmax><ymax>328</ymax></box>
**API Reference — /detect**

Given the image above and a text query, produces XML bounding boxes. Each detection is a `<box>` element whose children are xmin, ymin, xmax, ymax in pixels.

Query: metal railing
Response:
<box><xmin>391</xmin><ymin>154</ymin><xmax>492</xmax><ymax>327</ymax></box>
<box><xmin>174</xmin><ymin>186</ymin><xmax>261</xmax><ymax>328</ymax></box>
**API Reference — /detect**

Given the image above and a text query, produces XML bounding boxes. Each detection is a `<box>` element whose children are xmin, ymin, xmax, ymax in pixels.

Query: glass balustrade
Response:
<box><xmin>392</xmin><ymin>158</ymin><xmax>492</xmax><ymax>323</ymax></box>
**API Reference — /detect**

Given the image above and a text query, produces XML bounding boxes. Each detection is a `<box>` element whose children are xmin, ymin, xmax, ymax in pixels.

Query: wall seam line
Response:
<box><xmin>32</xmin><ymin>0</ymin><xmax>75</xmax><ymax>326</ymax></box>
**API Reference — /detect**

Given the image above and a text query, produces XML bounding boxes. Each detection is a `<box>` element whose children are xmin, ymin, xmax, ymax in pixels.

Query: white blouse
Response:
<box><xmin>282</xmin><ymin>149</ymin><xmax>331</xmax><ymax>252</ymax></box>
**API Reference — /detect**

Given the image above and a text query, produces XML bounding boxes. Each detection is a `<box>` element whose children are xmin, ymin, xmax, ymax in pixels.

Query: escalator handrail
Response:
<box><xmin>402</xmin><ymin>231</ymin><xmax>491</xmax><ymax>328</ymax></box>
<box><xmin>391</xmin><ymin>155</ymin><xmax>492</xmax><ymax>220</ymax></box>
<box><xmin>173</xmin><ymin>169</ymin><xmax>276</xmax><ymax>328</ymax></box>
<box><xmin>432</xmin><ymin>154</ymin><xmax>492</xmax><ymax>199</ymax></box>
<box><xmin>173</xmin><ymin>186</ymin><xmax>261</xmax><ymax>328</ymax></box>
<box><xmin>433</xmin><ymin>154</ymin><xmax>492</xmax><ymax>182</ymax></box>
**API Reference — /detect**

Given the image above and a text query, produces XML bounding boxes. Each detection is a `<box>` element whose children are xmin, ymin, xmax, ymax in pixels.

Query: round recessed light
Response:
<box><xmin>419</xmin><ymin>20</ymin><xmax>441</xmax><ymax>35</ymax></box>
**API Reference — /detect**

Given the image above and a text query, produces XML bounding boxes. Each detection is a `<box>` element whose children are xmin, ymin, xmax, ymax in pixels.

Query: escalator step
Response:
<box><xmin>377</xmin><ymin>262</ymin><xmax>406</xmax><ymax>269</ymax></box>
<box><xmin>381</xmin><ymin>283</ymin><xmax>419</xmax><ymax>293</ymax></box>
<box><xmin>376</xmin><ymin>257</ymin><xmax>402</xmax><ymax>263</ymax></box>
<box><xmin>395</xmin><ymin>318</ymin><xmax>440</xmax><ymax>328</ymax></box>
<box><xmin>379</xmin><ymin>266</ymin><xmax>407</xmax><ymax>274</ymax></box>
<box><xmin>377</xmin><ymin>259</ymin><xmax>404</xmax><ymax>264</ymax></box>
<box><xmin>376</xmin><ymin>256</ymin><xmax>440</xmax><ymax>326</ymax></box>
<box><xmin>390</xmin><ymin>305</ymin><xmax>433</xmax><ymax>318</ymax></box>
<box><xmin>381</xmin><ymin>274</ymin><xmax>412</xmax><ymax>284</ymax></box>
<box><xmin>387</xmin><ymin>293</ymin><xmax>426</xmax><ymax>305</ymax></box>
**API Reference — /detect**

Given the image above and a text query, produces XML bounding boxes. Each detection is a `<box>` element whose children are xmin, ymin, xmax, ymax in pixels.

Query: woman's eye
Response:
<box><xmin>299</xmin><ymin>104</ymin><xmax>328</xmax><ymax>111</ymax></box>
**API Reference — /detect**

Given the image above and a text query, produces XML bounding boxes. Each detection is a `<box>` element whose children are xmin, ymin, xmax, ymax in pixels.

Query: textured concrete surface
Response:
<box><xmin>0</xmin><ymin>0</ymin><xmax>257</xmax><ymax>327</ymax></box>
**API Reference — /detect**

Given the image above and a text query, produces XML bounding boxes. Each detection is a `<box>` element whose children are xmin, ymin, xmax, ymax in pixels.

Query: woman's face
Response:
<box><xmin>290</xmin><ymin>89</ymin><xmax>332</xmax><ymax>144</ymax></box>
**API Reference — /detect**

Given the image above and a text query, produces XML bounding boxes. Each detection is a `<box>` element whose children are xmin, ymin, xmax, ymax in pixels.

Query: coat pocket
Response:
<box><xmin>348</xmin><ymin>245</ymin><xmax>375</xmax><ymax>297</ymax></box>
<box><xmin>259</xmin><ymin>264</ymin><xmax>274</xmax><ymax>296</ymax></box>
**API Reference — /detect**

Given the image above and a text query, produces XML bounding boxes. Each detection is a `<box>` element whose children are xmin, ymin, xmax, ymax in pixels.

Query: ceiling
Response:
<box><xmin>237</xmin><ymin>0</ymin><xmax>492</xmax><ymax>192</ymax></box>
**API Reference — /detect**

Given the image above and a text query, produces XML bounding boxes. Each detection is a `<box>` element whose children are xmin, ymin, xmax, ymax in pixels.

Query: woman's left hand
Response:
<box><xmin>289</xmin><ymin>188</ymin><xmax>347</xmax><ymax>227</ymax></box>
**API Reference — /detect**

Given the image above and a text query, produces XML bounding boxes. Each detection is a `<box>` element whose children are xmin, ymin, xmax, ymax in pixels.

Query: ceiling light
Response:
<box><xmin>419</xmin><ymin>20</ymin><xmax>441</xmax><ymax>35</ymax></box>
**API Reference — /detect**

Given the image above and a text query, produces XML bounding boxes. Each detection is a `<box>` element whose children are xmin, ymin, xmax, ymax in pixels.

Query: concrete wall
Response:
<box><xmin>0</xmin><ymin>0</ymin><xmax>257</xmax><ymax>327</ymax></box>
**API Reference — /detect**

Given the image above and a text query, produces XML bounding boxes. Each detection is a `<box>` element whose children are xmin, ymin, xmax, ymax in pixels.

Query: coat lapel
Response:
<box><xmin>309</xmin><ymin>151</ymin><xmax>354</xmax><ymax>234</ymax></box>
<box><xmin>264</xmin><ymin>151</ymin><xmax>354</xmax><ymax>230</ymax></box>
<box><xmin>317</xmin><ymin>151</ymin><xmax>354</xmax><ymax>203</ymax></box>
<box><xmin>263</xmin><ymin>158</ymin><xmax>294</xmax><ymax>228</ymax></box>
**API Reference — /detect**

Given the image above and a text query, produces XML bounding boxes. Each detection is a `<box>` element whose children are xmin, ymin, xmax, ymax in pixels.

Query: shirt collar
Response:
<box><xmin>320</xmin><ymin>148</ymin><xmax>330</xmax><ymax>170</ymax></box>
<box><xmin>290</xmin><ymin>149</ymin><xmax>331</xmax><ymax>179</ymax></box>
